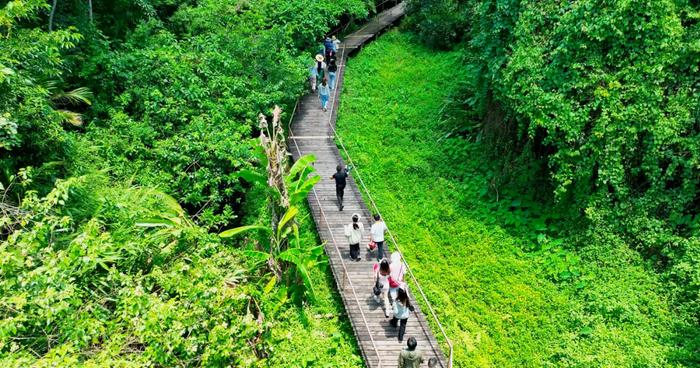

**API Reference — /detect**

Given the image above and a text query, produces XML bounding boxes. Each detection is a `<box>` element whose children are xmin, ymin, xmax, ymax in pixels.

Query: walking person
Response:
<box><xmin>318</xmin><ymin>78</ymin><xmax>331</xmax><ymax>112</ymax></box>
<box><xmin>344</xmin><ymin>213</ymin><xmax>364</xmax><ymax>261</ymax></box>
<box><xmin>332</xmin><ymin>35</ymin><xmax>341</xmax><ymax>52</ymax></box>
<box><xmin>388</xmin><ymin>252</ymin><xmax>406</xmax><ymax>303</ymax></box>
<box><xmin>370</xmin><ymin>214</ymin><xmax>388</xmax><ymax>261</ymax></box>
<box><xmin>390</xmin><ymin>287</ymin><xmax>413</xmax><ymax>343</ymax></box>
<box><xmin>328</xmin><ymin>58</ymin><xmax>338</xmax><ymax>90</ymax></box>
<box><xmin>330</xmin><ymin>164</ymin><xmax>350</xmax><ymax>210</ymax></box>
<box><xmin>324</xmin><ymin>36</ymin><xmax>334</xmax><ymax>60</ymax></box>
<box><xmin>314</xmin><ymin>54</ymin><xmax>326</xmax><ymax>88</ymax></box>
<box><xmin>373</xmin><ymin>259</ymin><xmax>391</xmax><ymax>317</ymax></box>
<box><xmin>309</xmin><ymin>63</ymin><xmax>318</xmax><ymax>92</ymax></box>
<box><xmin>398</xmin><ymin>337</ymin><xmax>424</xmax><ymax>368</ymax></box>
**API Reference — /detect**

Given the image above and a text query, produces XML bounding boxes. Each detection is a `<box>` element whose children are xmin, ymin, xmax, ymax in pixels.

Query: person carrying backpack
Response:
<box><xmin>391</xmin><ymin>287</ymin><xmax>413</xmax><ymax>342</ymax></box>
<box><xmin>344</xmin><ymin>213</ymin><xmax>364</xmax><ymax>261</ymax></box>
<box><xmin>324</xmin><ymin>36</ymin><xmax>334</xmax><ymax>59</ymax></box>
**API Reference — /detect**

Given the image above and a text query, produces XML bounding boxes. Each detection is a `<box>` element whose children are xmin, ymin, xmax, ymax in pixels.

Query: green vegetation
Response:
<box><xmin>1</xmin><ymin>0</ymin><xmax>377</xmax><ymax>365</ymax></box>
<box><xmin>405</xmin><ymin>2</ymin><xmax>700</xmax><ymax>356</ymax></box>
<box><xmin>3</xmin><ymin>0</ymin><xmax>699</xmax><ymax>366</ymax></box>
<box><xmin>336</xmin><ymin>31</ymin><xmax>696</xmax><ymax>367</ymax></box>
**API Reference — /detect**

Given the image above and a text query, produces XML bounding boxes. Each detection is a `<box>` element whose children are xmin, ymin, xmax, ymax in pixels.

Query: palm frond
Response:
<box><xmin>57</xmin><ymin>109</ymin><xmax>83</xmax><ymax>126</ymax></box>
<box><xmin>52</xmin><ymin>87</ymin><xmax>93</xmax><ymax>106</ymax></box>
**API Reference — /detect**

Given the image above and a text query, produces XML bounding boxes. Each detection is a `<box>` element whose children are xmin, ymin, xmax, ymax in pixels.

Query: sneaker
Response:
<box><xmin>339</xmin><ymin>205</ymin><xmax>344</xmax><ymax>211</ymax></box>
<box><xmin>323</xmin><ymin>107</ymin><xmax>327</xmax><ymax>112</ymax></box>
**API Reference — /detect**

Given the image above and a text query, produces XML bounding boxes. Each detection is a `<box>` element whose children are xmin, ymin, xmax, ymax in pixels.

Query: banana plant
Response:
<box><xmin>220</xmin><ymin>105</ymin><xmax>322</xmax><ymax>302</ymax></box>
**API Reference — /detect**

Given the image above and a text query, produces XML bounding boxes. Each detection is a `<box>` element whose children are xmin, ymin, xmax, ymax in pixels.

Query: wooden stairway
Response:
<box><xmin>288</xmin><ymin>3</ymin><xmax>451</xmax><ymax>367</ymax></box>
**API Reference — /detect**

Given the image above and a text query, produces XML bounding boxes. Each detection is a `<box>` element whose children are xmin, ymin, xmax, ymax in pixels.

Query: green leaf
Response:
<box><xmin>288</xmin><ymin>154</ymin><xmax>316</xmax><ymax>181</ymax></box>
<box><xmin>219</xmin><ymin>225</ymin><xmax>268</xmax><ymax>238</ymax></box>
<box><xmin>238</xmin><ymin>169</ymin><xmax>266</xmax><ymax>185</ymax></box>
<box><xmin>263</xmin><ymin>275</ymin><xmax>276</xmax><ymax>294</ymax></box>
<box><xmin>277</xmin><ymin>206</ymin><xmax>299</xmax><ymax>237</ymax></box>
<box><xmin>136</xmin><ymin>218</ymin><xmax>176</xmax><ymax>228</ymax></box>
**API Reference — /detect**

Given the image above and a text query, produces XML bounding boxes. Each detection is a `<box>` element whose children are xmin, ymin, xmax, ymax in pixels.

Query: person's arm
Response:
<box><xmin>398</xmin><ymin>353</ymin><xmax>405</xmax><ymax>368</ymax></box>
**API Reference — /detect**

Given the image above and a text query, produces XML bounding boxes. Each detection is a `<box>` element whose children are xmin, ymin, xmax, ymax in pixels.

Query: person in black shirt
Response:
<box><xmin>330</xmin><ymin>164</ymin><xmax>351</xmax><ymax>211</ymax></box>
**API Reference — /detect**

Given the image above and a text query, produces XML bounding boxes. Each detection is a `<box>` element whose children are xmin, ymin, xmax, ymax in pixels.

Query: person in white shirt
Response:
<box><xmin>331</xmin><ymin>35</ymin><xmax>341</xmax><ymax>52</ymax></box>
<box><xmin>344</xmin><ymin>213</ymin><xmax>364</xmax><ymax>261</ymax></box>
<box><xmin>370</xmin><ymin>214</ymin><xmax>388</xmax><ymax>261</ymax></box>
<box><xmin>389</xmin><ymin>252</ymin><xmax>406</xmax><ymax>302</ymax></box>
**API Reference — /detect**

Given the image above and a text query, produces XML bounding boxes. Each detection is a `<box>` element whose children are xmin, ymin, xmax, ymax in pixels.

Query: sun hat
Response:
<box><xmin>315</xmin><ymin>54</ymin><xmax>324</xmax><ymax>62</ymax></box>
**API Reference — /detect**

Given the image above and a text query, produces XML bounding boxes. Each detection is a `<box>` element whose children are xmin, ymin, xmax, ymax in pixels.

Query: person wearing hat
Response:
<box><xmin>314</xmin><ymin>54</ymin><xmax>326</xmax><ymax>89</ymax></box>
<box><xmin>344</xmin><ymin>213</ymin><xmax>364</xmax><ymax>261</ymax></box>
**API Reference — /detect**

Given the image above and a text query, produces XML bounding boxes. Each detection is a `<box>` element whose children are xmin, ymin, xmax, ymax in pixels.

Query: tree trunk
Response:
<box><xmin>88</xmin><ymin>0</ymin><xmax>93</xmax><ymax>22</ymax></box>
<box><xmin>49</xmin><ymin>0</ymin><xmax>58</xmax><ymax>31</ymax></box>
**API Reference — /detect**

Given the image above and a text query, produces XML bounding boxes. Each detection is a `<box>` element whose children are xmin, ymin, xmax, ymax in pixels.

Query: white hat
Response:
<box><xmin>315</xmin><ymin>54</ymin><xmax>324</xmax><ymax>62</ymax></box>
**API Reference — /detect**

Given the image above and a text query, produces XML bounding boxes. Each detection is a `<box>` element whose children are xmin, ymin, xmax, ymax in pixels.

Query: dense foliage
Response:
<box><xmin>337</xmin><ymin>31</ymin><xmax>696</xmax><ymax>367</ymax></box>
<box><xmin>406</xmin><ymin>0</ymin><xmax>700</xmax><ymax>363</ymax></box>
<box><xmin>0</xmin><ymin>0</ymin><xmax>380</xmax><ymax>365</ymax></box>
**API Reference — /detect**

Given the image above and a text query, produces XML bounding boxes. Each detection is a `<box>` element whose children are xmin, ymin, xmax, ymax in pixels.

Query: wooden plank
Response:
<box><xmin>288</xmin><ymin>3</ymin><xmax>449</xmax><ymax>368</ymax></box>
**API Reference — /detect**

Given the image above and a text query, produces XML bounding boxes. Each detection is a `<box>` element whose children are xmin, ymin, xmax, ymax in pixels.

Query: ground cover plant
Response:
<box><xmin>336</xmin><ymin>30</ymin><xmax>693</xmax><ymax>367</ymax></box>
<box><xmin>405</xmin><ymin>2</ymin><xmax>700</xmax><ymax>364</ymax></box>
<box><xmin>0</xmin><ymin>0</ymin><xmax>382</xmax><ymax>365</ymax></box>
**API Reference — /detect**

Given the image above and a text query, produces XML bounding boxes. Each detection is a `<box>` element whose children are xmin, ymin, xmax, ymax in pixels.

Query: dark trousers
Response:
<box><xmin>349</xmin><ymin>243</ymin><xmax>360</xmax><ymax>260</ymax></box>
<box><xmin>390</xmin><ymin>317</ymin><xmax>408</xmax><ymax>342</ymax></box>
<box><xmin>376</xmin><ymin>240</ymin><xmax>384</xmax><ymax>261</ymax></box>
<box><xmin>336</xmin><ymin>185</ymin><xmax>345</xmax><ymax>209</ymax></box>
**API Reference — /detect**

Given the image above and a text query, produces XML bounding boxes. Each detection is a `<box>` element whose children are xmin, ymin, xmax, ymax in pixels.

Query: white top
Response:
<box><xmin>370</xmin><ymin>220</ymin><xmax>387</xmax><ymax>242</ymax></box>
<box><xmin>344</xmin><ymin>222</ymin><xmax>364</xmax><ymax>245</ymax></box>
<box><xmin>389</xmin><ymin>261</ymin><xmax>405</xmax><ymax>286</ymax></box>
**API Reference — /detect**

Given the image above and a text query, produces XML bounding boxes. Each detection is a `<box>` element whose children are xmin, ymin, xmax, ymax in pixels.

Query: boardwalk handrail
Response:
<box><xmin>288</xmin><ymin>4</ymin><xmax>453</xmax><ymax>365</ymax></box>
<box><xmin>319</xmin><ymin>42</ymin><xmax>455</xmax><ymax>368</ymax></box>
<box><xmin>287</xmin><ymin>52</ymin><xmax>384</xmax><ymax>367</ymax></box>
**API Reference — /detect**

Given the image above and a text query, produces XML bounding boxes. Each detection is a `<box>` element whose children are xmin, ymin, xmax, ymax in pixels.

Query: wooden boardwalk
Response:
<box><xmin>288</xmin><ymin>3</ymin><xmax>450</xmax><ymax>367</ymax></box>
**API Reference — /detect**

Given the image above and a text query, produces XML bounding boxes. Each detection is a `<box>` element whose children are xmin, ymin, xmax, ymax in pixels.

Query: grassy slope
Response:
<box><xmin>336</xmin><ymin>30</ymin><xmax>681</xmax><ymax>367</ymax></box>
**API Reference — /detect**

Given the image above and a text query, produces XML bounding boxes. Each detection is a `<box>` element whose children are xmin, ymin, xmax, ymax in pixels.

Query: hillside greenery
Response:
<box><xmin>404</xmin><ymin>2</ymin><xmax>700</xmax><ymax>350</ymax></box>
<box><xmin>0</xmin><ymin>0</ymin><xmax>378</xmax><ymax>365</ymax></box>
<box><xmin>336</xmin><ymin>30</ymin><xmax>697</xmax><ymax>367</ymax></box>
